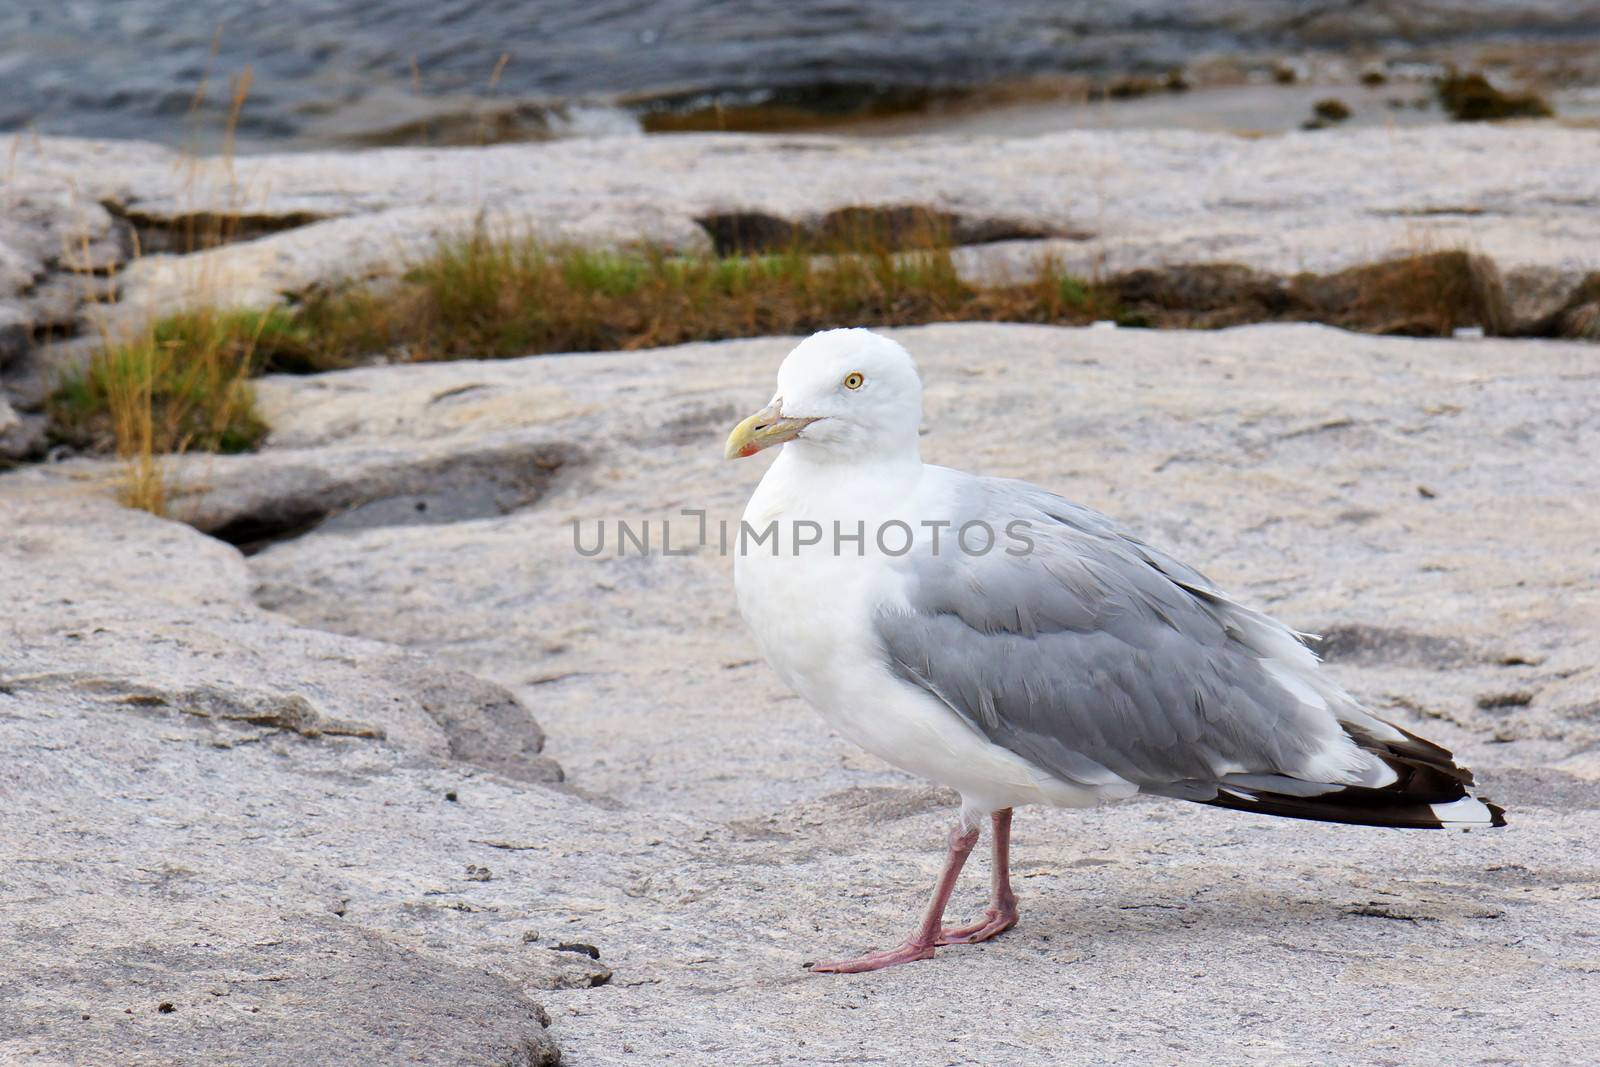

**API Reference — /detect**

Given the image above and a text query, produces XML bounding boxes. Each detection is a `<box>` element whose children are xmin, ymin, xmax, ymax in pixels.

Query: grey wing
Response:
<box><xmin>876</xmin><ymin>477</ymin><xmax>1384</xmax><ymax>793</ymax></box>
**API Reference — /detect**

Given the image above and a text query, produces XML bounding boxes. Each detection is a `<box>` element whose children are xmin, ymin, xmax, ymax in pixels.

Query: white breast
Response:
<box><xmin>733</xmin><ymin>454</ymin><xmax>1123</xmax><ymax>818</ymax></box>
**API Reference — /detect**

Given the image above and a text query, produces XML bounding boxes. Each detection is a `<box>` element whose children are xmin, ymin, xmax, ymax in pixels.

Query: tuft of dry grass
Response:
<box><xmin>52</xmin><ymin>309</ymin><xmax>278</xmax><ymax>509</ymax></box>
<box><xmin>50</xmin><ymin>64</ymin><xmax>273</xmax><ymax>513</ymax></box>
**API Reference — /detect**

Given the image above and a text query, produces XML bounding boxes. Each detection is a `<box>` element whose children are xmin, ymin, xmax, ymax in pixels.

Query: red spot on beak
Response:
<box><xmin>738</xmin><ymin>443</ymin><xmax>760</xmax><ymax>458</ymax></box>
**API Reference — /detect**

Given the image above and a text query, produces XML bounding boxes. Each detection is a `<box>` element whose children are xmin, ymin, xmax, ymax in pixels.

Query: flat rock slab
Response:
<box><xmin>4</xmin><ymin>323</ymin><xmax>1599</xmax><ymax>1064</ymax></box>
<box><xmin>4</xmin><ymin>126</ymin><xmax>1599</xmax><ymax>337</ymax></box>
<box><xmin>0</xmin><ymin>485</ymin><xmax>565</xmax><ymax>1064</ymax></box>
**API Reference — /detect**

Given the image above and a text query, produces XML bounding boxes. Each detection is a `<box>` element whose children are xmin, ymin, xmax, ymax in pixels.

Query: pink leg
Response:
<box><xmin>809</xmin><ymin>821</ymin><xmax>981</xmax><ymax>974</ymax></box>
<box><xmin>937</xmin><ymin>808</ymin><xmax>1019</xmax><ymax>945</ymax></box>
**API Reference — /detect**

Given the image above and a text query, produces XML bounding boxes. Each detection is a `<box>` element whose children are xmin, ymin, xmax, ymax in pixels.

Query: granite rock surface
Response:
<box><xmin>4</xmin><ymin>322</ymin><xmax>1597</xmax><ymax>1063</ymax></box>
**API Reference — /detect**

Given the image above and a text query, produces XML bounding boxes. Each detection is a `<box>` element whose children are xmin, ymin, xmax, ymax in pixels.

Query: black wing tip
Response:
<box><xmin>1200</xmin><ymin>784</ymin><xmax>1508</xmax><ymax>830</ymax></box>
<box><xmin>1485</xmin><ymin>798</ymin><xmax>1509</xmax><ymax>829</ymax></box>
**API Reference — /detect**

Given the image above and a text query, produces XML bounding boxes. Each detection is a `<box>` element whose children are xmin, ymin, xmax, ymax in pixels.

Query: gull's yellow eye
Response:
<box><xmin>843</xmin><ymin>372</ymin><xmax>865</xmax><ymax>390</ymax></box>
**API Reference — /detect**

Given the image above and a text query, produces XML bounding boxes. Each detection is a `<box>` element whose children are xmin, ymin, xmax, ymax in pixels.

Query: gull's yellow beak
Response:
<box><xmin>724</xmin><ymin>400</ymin><xmax>820</xmax><ymax>460</ymax></box>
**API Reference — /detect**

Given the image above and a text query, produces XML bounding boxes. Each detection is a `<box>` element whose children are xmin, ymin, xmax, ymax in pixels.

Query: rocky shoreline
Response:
<box><xmin>3</xmin><ymin>125</ymin><xmax>1598</xmax><ymax>463</ymax></box>
<box><xmin>2</xmin><ymin>123</ymin><xmax>1599</xmax><ymax>1063</ymax></box>
<box><xmin>5</xmin><ymin>318</ymin><xmax>1600</xmax><ymax>1063</ymax></box>
<box><xmin>7</xmin><ymin>126</ymin><xmax>1599</xmax><ymax>324</ymax></box>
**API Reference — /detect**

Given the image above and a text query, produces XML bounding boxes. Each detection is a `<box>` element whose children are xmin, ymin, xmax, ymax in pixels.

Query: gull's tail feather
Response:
<box><xmin>1179</xmin><ymin>721</ymin><xmax>1506</xmax><ymax>829</ymax></box>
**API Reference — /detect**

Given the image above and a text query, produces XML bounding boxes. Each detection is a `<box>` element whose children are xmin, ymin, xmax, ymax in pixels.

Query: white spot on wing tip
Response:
<box><xmin>1368</xmin><ymin>761</ymin><xmax>1399</xmax><ymax>789</ymax></box>
<box><xmin>1430</xmin><ymin>796</ymin><xmax>1495</xmax><ymax>825</ymax></box>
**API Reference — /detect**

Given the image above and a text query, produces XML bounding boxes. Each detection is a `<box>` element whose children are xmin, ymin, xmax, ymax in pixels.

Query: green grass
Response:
<box><xmin>259</xmin><ymin>226</ymin><xmax>1091</xmax><ymax>368</ymax></box>
<box><xmin>53</xmin><ymin>229</ymin><xmax>1121</xmax><ymax>495</ymax></box>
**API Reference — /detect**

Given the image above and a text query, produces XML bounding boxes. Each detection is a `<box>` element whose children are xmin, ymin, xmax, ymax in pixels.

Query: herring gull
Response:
<box><xmin>725</xmin><ymin>328</ymin><xmax>1505</xmax><ymax>974</ymax></box>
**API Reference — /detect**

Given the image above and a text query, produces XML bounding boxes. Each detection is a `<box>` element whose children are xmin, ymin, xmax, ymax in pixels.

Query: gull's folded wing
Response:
<box><xmin>874</xmin><ymin>475</ymin><xmax>1504</xmax><ymax>829</ymax></box>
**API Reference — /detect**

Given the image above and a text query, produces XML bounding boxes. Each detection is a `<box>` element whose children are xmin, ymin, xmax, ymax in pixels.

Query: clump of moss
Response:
<box><xmin>1292</xmin><ymin>251</ymin><xmax>1509</xmax><ymax>337</ymax></box>
<box><xmin>1313</xmin><ymin>98</ymin><xmax>1352</xmax><ymax>122</ymax></box>
<box><xmin>636</xmin><ymin>84</ymin><xmax>973</xmax><ymax>134</ymax></box>
<box><xmin>1563</xmin><ymin>302</ymin><xmax>1600</xmax><ymax>341</ymax></box>
<box><xmin>1542</xmin><ymin>272</ymin><xmax>1600</xmax><ymax>341</ymax></box>
<box><xmin>1096</xmin><ymin>70</ymin><xmax>1189</xmax><ymax>101</ymax></box>
<box><xmin>1101</xmin><ymin>76</ymin><xmax>1157</xmax><ymax>100</ymax></box>
<box><xmin>1105</xmin><ymin>264</ymin><xmax>1291</xmax><ymax>329</ymax></box>
<box><xmin>1436</xmin><ymin>72</ymin><xmax>1553</xmax><ymax>121</ymax></box>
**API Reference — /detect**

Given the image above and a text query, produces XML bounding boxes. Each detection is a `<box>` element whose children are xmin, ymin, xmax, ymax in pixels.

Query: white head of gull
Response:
<box><xmin>725</xmin><ymin>327</ymin><xmax>1505</xmax><ymax>974</ymax></box>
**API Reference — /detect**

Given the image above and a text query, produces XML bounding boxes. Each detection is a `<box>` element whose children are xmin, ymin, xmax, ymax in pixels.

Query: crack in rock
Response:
<box><xmin>695</xmin><ymin>204</ymin><xmax>1075</xmax><ymax>256</ymax></box>
<box><xmin>82</xmin><ymin>678</ymin><xmax>389</xmax><ymax>740</ymax></box>
<box><xmin>102</xmin><ymin>199</ymin><xmax>337</xmax><ymax>256</ymax></box>
<box><xmin>180</xmin><ymin>442</ymin><xmax>580</xmax><ymax>554</ymax></box>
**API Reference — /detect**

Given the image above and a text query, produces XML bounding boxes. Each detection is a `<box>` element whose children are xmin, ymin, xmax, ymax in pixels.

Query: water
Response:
<box><xmin>2</xmin><ymin>1</ymin><xmax>1596</xmax><ymax>150</ymax></box>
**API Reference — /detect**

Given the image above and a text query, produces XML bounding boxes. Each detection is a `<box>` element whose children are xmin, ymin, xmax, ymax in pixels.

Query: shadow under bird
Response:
<box><xmin>724</xmin><ymin>327</ymin><xmax>1506</xmax><ymax>974</ymax></box>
